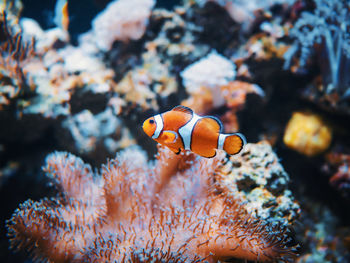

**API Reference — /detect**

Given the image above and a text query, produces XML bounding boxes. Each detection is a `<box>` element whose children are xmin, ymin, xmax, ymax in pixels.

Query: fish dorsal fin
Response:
<box><xmin>171</xmin><ymin>105</ymin><xmax>193</xmax><ymax>115</ymax></box>
<box><xmin>202</xmin><ymin>116</ymin><xmax>224</xmax><ymax>133</ymax></box>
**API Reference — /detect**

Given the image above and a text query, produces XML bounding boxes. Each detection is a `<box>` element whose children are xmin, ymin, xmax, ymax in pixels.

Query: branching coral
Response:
<box><xmin>7</xmin><ymin>146</ymin><xmax>297</xmax><ymax>262</ymax></box>
<box><xmin>0</xmin><ymin>11</ymin><xmax>35</xmax><ymax>107</ymax></box>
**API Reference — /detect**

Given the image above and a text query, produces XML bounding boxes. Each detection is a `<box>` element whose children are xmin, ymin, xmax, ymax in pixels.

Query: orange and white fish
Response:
<box><xmin>142</xmin><ymin>105</ymin><xmax>246</xmax><ymax>158</ymax></box>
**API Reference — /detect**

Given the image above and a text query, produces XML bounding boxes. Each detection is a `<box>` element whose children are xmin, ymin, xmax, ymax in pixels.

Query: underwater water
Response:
<box><xmin>1</xmin><ymin>0</ymin><xmax>350</xmax><ymax>262</ymax></box>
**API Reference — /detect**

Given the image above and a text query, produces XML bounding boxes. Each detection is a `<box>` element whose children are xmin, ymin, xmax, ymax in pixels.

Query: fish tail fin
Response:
<box><xmin>222</xmin><ymin>133</ymin><xmax>246</xmax><ymax>155</ymax></box>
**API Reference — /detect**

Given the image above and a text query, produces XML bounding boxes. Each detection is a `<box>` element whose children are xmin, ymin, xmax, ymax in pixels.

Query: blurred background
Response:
<box><xmin>1</xmin><ymin>0</ymin><xmax>350</xmax><ymax>262</ymax></box>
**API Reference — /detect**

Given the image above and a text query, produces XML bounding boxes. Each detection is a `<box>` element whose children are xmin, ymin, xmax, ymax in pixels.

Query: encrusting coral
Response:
<box><xmin>7</xmin><ymin>145</ymin><xmax>298</xmax><ymax>262</ymax></box>
<box><xmin>217</xmin><ymin>141</ymin><xmax>300</xmax><ymax>226</ymax></box>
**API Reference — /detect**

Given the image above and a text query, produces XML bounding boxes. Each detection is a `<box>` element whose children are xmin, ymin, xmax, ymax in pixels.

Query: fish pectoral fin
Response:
<box><xmin>168</xmin><ymin>147</ymin><xmax>181</xmax><ymax>155</ymax></box>
<box><xmin>162</xmin><ymin>130</ymin><xmax>178</xmax><ymax>144</ymax></box>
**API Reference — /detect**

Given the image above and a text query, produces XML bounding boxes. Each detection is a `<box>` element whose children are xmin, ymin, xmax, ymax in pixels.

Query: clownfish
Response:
<box><xmin>142</xmin><ymin>105</ymin><xmax>246</xmax><ymax>158</ymax></box>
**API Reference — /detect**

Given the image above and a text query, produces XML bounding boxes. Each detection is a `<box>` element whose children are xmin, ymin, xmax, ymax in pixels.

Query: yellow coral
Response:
<box><xmin>283</xmin><ymin>112</ymin><xmax>332</xmax><ymax>157</ymax></box>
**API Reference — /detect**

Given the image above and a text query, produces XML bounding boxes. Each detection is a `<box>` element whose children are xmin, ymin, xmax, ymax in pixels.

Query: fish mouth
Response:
<box><xmin>142</xmin><ymin>118</ymin><xmax>156</xmax><ymax>138</ymax></box>
<box><xmin>142</xmin><ymin>120</ymin><xmax>150</xmax><ymax>136</ymax></box>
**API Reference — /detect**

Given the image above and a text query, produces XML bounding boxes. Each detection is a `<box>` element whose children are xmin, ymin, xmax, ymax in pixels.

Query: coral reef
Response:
<box><xmin>187</xmin><ymin>0</ymin><xmax>296</xmax><ymax>29</ymax></box>
<box><xmin>181</xmin><ymin>51</ymin><xmax>236</xmax><ymax>107</ymax></box>
<box><xmin>283</xmin><ymin>112</ymin><xmax>332</xmax><ymax>157</ymax></box>
<box><xmin>145</xmin><ymin>7</ymin><xmax>211</xmax><ymax>65</ymax></box>
<box><xmin>245</xmin><ymin>33</ymin><xmax>290</xmax><ymax>61</ymax></box>
<box><xmin>181</xmin><ymin>50</ymin><xmax>237</xmax><ymax>109</ymax></box>
<box><xmin>295</xmin><ymin>199</ymin><xmax>350</xmax><ymax>263</ymax></box>
<box><xmin>182</xmin><ymin>80</ymin><xmax>265</xmax><ymax>131</ymax></box>
<box><xmin>18</xmin><ymin>21</ymin><xmax>114</xmax><ymax>118</ymax></box>
<box><xmin>61</xmin><ymin>108</ymin><xmax>135</xmax><ymax>155</ymax></box>
<box><xmin>217</xmin><ymin>141</ymin><xmax>300</xmax><ymax>226</ymax></box>
<box><xmin>181</xmin><ymin>50</ymin><xmax>236</xmax><ymax>93</ymax></box>
<box><xmin>0</xmin><ymin>0</ymin><xmax>22</xmax><ymax>31</ymax></box>
<box><xmin>323</xmin><ymin>150</ymin><xmax>350</xmax><ymax>198</ymax></box>
<box><xmin>0</xmin><ymin>10</ymin><xmax>136</xmax><ymax>159</ymax></box>
<box><xmin>114</xmin><ymin>51</ymin><xmax>178</xmax><ymax>111</ymax></box>
<box><xmin>92</xmin><ymin>0</ymin><xmax>156</xmax><ymax>51</ymax></box>
<box><xmin>7</xmin><ymin>145</ymin><xmax>298</xmax><ymax>262</ymax></box>
<box><xmin>285</xmin><ymin>0</ymin><xmax>350</xmax><ymax>114</ymax></box>
<box><xmin>2</xmin><ymin>0</ymin><xmax>350</xmax><ymax>262</ymax></box>
<box><xmin>287</xmin><ymin>0</ymin><xmax>350</xmax><ymax>91</ymax></box>
<box><xmin>0</xmin><ymin>11</ymin><xmax>35</xmax><ymax>109</ymax></box>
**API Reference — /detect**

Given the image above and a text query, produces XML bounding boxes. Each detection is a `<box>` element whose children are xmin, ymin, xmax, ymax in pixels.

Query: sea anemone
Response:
<box><xmin>7</xmin><ymin>145</ymin><xmax>298</xmax><ymax>262</ymax></box>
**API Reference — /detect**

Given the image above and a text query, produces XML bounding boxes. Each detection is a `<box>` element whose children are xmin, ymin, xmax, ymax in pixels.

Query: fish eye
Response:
<box><xmin>149</xmin><ymin>119</ymin><xmax>155</xmax><ymax>124</ymax></box>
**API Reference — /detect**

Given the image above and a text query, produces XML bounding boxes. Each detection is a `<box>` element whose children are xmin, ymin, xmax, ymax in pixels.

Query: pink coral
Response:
<box><xmin>7</xmin><ymin>146</ymin><xmax>297</xmax><ymax>262</ymax></box>
<box><xmin>324</xmin><ymin>152</ymin><xmax>350</xmax><ymax>195</ymax></box>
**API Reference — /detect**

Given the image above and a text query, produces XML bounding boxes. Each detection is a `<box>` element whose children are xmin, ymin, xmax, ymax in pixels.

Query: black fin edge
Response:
<box><xmin>203</xmin><ymin>116</ymin><xmax>224</xmax><ymax>133</ymax></box>
<box><xmin>203</xmin><ymin>150</ymin><xmax>217</xmax><ymax>158</ymax></box>
<box><xmin>234</xmin><ymin>133</ymin><xmax>247</xmax><ymax>146</ymax></box>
